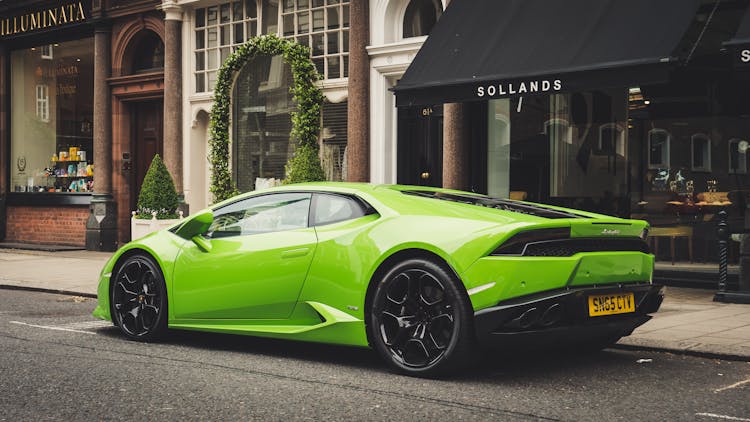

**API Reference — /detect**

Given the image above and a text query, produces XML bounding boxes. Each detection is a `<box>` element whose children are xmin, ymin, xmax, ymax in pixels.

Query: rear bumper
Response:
<box><xmin>474</xmin><ymin>283</ymin><xmax>663</xmax><ymax>348</ymax></box>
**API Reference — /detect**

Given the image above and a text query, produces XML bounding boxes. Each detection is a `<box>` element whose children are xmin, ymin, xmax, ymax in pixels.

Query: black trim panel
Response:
<box><xmin>7</xmin><ymin>192</ymin><xmax>92</xmax><ymax>206</ymax></box>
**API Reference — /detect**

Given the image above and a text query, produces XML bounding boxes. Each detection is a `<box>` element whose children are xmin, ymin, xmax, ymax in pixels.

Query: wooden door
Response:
<box><xmin>132</xmin><ymin>100</ymin><xmax>163</xmax><ymax>211</ymax></box>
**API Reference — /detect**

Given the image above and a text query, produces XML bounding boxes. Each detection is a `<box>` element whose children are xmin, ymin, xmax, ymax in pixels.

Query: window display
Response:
<box><xmin>10</xmin><ymin>38</ymin><xmax>94</xmax><ymax>193</ymax></box>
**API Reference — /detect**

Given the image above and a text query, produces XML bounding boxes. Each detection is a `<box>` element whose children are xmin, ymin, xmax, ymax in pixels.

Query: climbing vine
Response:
<box><xmin>208</xmin><ymin>34</ymin><xmax>325</xmax><ymax>203</ymax></box>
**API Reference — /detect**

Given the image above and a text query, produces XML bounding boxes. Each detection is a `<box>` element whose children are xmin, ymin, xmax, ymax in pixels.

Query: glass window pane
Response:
<box><xmin>195</xmin><ymin>29</ymin><xmax>205</xmax><ymax>49</ymax></box>
<box><xmin>283</xmin><ymin>14</ymin><xmax>295</xmax><ymax>36</ymax></box>
<box><xmin>220</xmin><ymin>3</ymin><xmax>231</xmax><ymax>23</ymax></box>
<box><xmin>297</xmin><ymin>11</ymin><xmax>309</xmax><ymax>34</ymax></box>
<box><xmin>313</xmin><ymin>9</ymin><xmax>324</xmax><ymax>31</ymax></box>
<box><xmin>327</xmin><ymin>0</ymin><xmax>339</xmax><ymax>4</ymax></box>
<box><xmin>207</xmin><ymin>27</ymin><xmax>218</xmax><ymax>48</ymax></box>
<box><xmin>342</xmin><ymin>4</ymin><xmax>349</xmax><ymax>27</ymax></box>
<box><xmin>327</xmin><ymin>7</ymin><xmax>339</xmax><ymax>29</ymax></box>
<box><xmin>233</xmin><ymin>1</ymin><xmax>243</xmax><ymax>20</ymax></box>
<box><xmin>196</xmin><ymin>8</ymin><xmax>206</xmax><ymax>27</ymax></box>
<box><xmin>263</xmin><ymin>0</ymin><xmax>279</xmax><ymax>34</ymax></box>
<box><xmin>208</xmin><ymin>71</ymin><xmax>218</xmax><ymax>89</ymax></box>
<box><xmin>208</xmin><ymin>49</ymin><xmax>218</xmax><ymax>69</ymax></box>
<box><xmin>343</xmin><ymin>54</ymin><xmax>348</xmax><ymax>77</ymax></box>
<box><xmin>342</xmin><ymin>29</ymin><xmax>348</xmax><ymax>52</ymax></box>
<box><xmin>209</xmin><ymin>193</ymin><xmax>311</xmax><ymax>236</ymax></box>
<box><xmin>313</xmin><ymin>57</ymin><xmax>324</xmax><ymax>77</ymax></box>
<box><xmin>296</xmin><ymin>35</ymin><xmax>309</xmax><ymax>49</ymax></box>
<box><xmin>196</xmin><ymin>51</ymin><xmax>205</xmax><ymax>71</ymax></box>
<box><xmin>327</xmin><ymin>56</ymin><xmax>340</xmax><ymax>79</ymax></box>
<box><xmin>247</xmin><ymin>20</ymin><xmax>258</xmax><ymax>38</ymax></box>
<box><xmin>283</xmin><ymin>0</ymin><xmax>294</xmax><ymax>12</ymax></box>
<box><xmin>220</xmin><ymin>47</ymin><xmax>230</xmax><ymax>64</ymax></box>
<box><xmin>196</xmin><ymin>73</ymin><xmax>205</xmax><ymax>92</ymax></box>
<box><xmin>207</xmin><ymin>6</ymin><xmax>218</xmax><ymax>25</ymax></box>
<box><xmin>311</xmin><ymin>33</ymin><xmax>324</xmax><ymax>55</ymax></box>
<box><xmin>313</xmin><ymin>0</ymin><xmax>324</xmax><ymax>6</ymax></box>
<box><xmin>298</xmin><ymin>0</ymin><xmax>310</xmax><ymax>9</ymax></box>
<box><xmin>313</xmin><ymin>194</ymin><xmax>364</xmax><ymax>226</ymax></box>
<box><xmin>234</xmin><ymin>23</ymin><xmax>244</xmax><ymax>43</ymax></box>
<box><xmin>221</xmin><ymin>25</ymin><xmax>231</xmax><ymax>45</ymax></box>
<box><xmin>326</xmin><ymin>31</ymin><xmax>339</xmax><ymax>54</ymax></box>
<box><xmin>246</xmin><ymin>0</ymin><xmax>257</xmax><ymax>18</ymax></box>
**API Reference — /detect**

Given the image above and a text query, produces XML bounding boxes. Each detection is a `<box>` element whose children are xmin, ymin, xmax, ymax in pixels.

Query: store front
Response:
<box><xmin>0</xmin><ymin>0</ymin><xmax>172</xmax><ymax>249</ymax></box>
<box><xmin>393</xmin><ymin>0</ymin><xmax>750</xmax><ymax>267</ymax></box>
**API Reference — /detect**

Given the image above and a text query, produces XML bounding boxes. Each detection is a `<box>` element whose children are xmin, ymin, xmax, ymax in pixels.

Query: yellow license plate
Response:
<box><xmin>588</xmin><ymin>293</ymin><xmax>635</xmax><ymax>317</ymax></box>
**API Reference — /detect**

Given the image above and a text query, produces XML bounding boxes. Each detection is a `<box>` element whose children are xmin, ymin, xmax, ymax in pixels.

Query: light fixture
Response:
<box><xmin>76</xmin><ymin>58</ymin><xmax>81</xmax><ymax>62</ymax></box>
<box><xmin>644</xmin><ymin>100</ymin><xmax>651</xmax><ymax>105</ymax></box>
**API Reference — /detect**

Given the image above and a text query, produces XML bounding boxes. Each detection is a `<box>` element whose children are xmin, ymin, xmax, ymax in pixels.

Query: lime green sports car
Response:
<box><xmin>93</xmin><ymin>182</ymin><xmax>662</xmax><ymax>376</ymax></box>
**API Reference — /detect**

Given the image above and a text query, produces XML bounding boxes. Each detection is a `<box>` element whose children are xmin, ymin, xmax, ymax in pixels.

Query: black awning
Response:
<box><xmin>393</xmin><ymin>0</ymin><xmax>701</xmax><ymax>107</ymax></box>
<box><xmin>725</xmin><ymin>6</ymin><xmax>750</xmax><ymax>47</ymax></box>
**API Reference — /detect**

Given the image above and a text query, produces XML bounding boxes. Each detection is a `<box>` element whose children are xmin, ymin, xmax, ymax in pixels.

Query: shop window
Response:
<box><xmin>11</xmin><ymin>38</ymin><xmax>95</xmax><ymax>193</ymax></box>
<box><xmin>35</xmin><ymin>85</ymin><xmax>49</xmax><ymax>122</ymax></box>
<box><xmin>691</xmin><ymin>133</ymin><xmax>711</xmax><ymax>172</ymax></box>
<box><xmin>647</xmin><ymin>129</ymin><xmax>670</xmax><ymax>169</ymax></box>
<box><xmin>232</xmin><ymin>54</ymin><xmax>296</xmax><ymax>192</ymax></box>
<box><xmin>729</xmin><ymin>138</ymin><xmax>748</xmax><ymax>174</ymax></box>
<box><xmin>403</xmin><ymin>0</ymin><xmax>442</xmax><ymax>38</ymax></box>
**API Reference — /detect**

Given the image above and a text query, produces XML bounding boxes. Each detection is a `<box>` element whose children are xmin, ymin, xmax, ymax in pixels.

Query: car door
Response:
<box><xmin>172</xmin><ymin>192</ymin><xmax>317</xmax><ymax>320</ymax></box>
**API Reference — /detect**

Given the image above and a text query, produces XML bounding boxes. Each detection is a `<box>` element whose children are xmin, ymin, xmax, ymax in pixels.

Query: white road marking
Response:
<box><xmin>696</xmin><ymin>413</ymin><xmax>750</xmax><ymax>421</ymax></box>
<box><xmin>10</xmin><ymin>320</ymin><xmax>97</xmax><ymax>335</ymax></box>
<box><xmin>715</xmin><ymin>378</ymin><xmax>750</xmax><ymax>393</ymax></box>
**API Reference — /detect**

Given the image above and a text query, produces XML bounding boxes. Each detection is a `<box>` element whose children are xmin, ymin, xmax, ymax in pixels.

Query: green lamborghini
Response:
<box><xmin>93</xmin><ymin>183</ymin><xmax>662</xmax><ymax>376</ymax></box>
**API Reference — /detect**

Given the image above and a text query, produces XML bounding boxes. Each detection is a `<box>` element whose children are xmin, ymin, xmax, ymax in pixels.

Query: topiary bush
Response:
<box><xmin>209</xmin><ymin>34</ymin><xmax>325</xmax><ymax>202</ymax></box>
<box><xmin>135</xmin><ymin>154</ymin><xmax>179</xmax><ymax>220</ymax></box>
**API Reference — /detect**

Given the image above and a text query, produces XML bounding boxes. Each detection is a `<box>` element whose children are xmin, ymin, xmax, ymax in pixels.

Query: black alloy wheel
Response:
<box><xmin>370</xmin><ymin>258</ymin><xmax>474</xmax><ymax>377</ymax></box>
<box><xmin>111</xmin><ymin>254</ymin><xmax>167</xmax><ymax>341</ymax></box>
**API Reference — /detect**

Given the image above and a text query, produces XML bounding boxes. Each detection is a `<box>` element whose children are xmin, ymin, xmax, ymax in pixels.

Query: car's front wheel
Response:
<box><xmin>370</xmin><ymin>257</ymin><xmax>474</xmax><ymax>377</ymax></box>
<box><xmin>110</xmin><ymin>254</ymin><xmax>168</xmax><ymax>341</ymax></box>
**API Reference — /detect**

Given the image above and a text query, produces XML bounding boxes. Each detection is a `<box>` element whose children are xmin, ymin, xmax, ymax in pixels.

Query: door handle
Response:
<box><xmin>281</xmin><ymin>248</ymin><xmax>310</xmax><ymax>259</ymax></box>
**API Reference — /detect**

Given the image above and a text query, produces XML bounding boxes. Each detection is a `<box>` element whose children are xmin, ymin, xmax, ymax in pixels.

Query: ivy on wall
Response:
<box><xmin>208</xmin><ymin>34</ymin><xmax>325</xmax><ymax>203</ymax></box>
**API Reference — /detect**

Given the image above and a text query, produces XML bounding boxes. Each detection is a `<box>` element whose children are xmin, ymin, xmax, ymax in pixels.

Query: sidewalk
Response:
<box><xmin>0</xmin><ymin>248</ymin><xmax>748</xmax><ymax>360</ymax></box>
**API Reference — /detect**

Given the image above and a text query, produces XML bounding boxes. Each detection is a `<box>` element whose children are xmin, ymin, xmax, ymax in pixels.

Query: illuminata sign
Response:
<box><xmin>476</xmin><ymin>79</ymin><xmax>562</xmax><ymax>98</ymax></box>
<box><xmin>0</xmin><ymin>2</ymin><xmax>87</xmax><ymax>37</ymax></box>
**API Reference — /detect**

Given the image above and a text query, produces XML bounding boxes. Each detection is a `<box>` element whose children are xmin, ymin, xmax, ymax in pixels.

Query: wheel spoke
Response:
<box><xmin>117</xmin><ymin>282</ymin><xmax>137</xmax><ymax>297</ymax></box>
<box><xmin>380</xmin><ymin>311</ymin><xmax>416</xmax><ymax>347</ymax></box>
<box><xmin>419</xmin><ymin>273</ymin><xmax>445</xmax><ymax>306</ymax></box>
<box><xmin>386</xmin><ymin>273</ymin><xmax>410</xmax><ymax>305</ymax></box>
<box><xmin>402</xmin><ymin>338</ymin><xmax>431</xmax><ymax>367</ymax></box>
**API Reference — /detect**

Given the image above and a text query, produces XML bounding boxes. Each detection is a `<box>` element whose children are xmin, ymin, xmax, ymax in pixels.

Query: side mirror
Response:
<box><xmin>175</xmin><ymin>209</ymin><xmax>214</xmax><ymax>241</ymax></box>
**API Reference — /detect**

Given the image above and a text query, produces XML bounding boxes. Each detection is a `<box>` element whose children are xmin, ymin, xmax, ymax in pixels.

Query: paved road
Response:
<box><xmin>1</xmin><ymin>289</ymin><xmax>748</xmax><ymax>421</ymax></box>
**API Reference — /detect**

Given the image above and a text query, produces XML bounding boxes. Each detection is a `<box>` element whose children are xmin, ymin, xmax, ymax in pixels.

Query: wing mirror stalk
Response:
<box><xmin>174</xmin><ymin>210</ymin><xmax>214</xmax><ymax>252</ymax></box>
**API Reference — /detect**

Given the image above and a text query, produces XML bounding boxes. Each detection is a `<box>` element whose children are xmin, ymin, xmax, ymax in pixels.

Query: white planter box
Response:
<box><xmin>131</xmin><ymin>211</ymin><xmax>184</xmax><ymax>241</ymax></box>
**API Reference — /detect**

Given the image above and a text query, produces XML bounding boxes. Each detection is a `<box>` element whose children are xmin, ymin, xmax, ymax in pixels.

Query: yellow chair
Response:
<box><xmin>648</xmin><ymin>226</ymin><xmax>693</xmax><ymax>265</ymax></box>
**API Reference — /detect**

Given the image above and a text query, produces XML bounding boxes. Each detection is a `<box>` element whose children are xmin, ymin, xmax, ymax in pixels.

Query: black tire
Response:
<box><xmin>370</xmin><ymin>257</ymin><xmax>475</xmax><ymax>377</ymax></box>
<box><xmin>110</xmin><ymin>254</ymin><xmax>168</xmax><ymax>341</ymax></box>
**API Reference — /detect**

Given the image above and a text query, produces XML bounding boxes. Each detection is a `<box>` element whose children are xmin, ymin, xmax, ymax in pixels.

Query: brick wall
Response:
<box><xmin>6</xmin><ymin>205</ymin><xmax>88</xmax><ymax>246</ymax></box>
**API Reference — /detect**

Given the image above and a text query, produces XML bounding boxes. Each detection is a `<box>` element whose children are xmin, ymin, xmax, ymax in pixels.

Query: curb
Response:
<box><xmin>612</xmin><ymin>343</ymin><xmax>750</xmax><ymax>363</ymax></box>
<box><xmin>0</xmin><ymin>284</ymin><xmax>97</xmax><ymax>299</ymax></box>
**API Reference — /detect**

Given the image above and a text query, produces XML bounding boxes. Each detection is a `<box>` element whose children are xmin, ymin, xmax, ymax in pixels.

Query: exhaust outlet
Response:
<box><xmin>540</xmin><ymin>303</ymin><xmax>563</xmax><ymax>326</ymax></box>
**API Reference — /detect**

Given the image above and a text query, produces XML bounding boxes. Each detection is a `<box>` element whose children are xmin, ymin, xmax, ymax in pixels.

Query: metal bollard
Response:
<box><xmin>717</xmin><ymin>210</ymin><xmax>728</xmax><ymax>293</ymax></box>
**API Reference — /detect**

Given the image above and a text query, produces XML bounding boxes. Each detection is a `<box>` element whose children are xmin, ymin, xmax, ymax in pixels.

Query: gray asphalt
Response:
<box><xmin>0</xmin><ymin>289</ymin><xmax>748</xmax><ymax>421</ymax></box>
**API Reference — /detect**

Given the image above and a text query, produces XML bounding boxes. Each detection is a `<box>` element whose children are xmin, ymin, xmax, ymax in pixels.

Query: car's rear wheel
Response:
<box><xmin>370</xmin><ymin>258</ymin><xmax>474</xmax><ymax>377</ymax></box>
<box><xmin>111</xmin><ymin>254</ymin><xmax>167</xmax><ymax>341</ymax></box>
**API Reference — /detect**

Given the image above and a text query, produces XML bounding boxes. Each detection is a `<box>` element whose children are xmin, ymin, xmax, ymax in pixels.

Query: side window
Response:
<box><xmin>312</xmin><ymin>193</ymin><xmax>368</xmax><ymax>226</ymax></box>
<box><xmin>207</xmin><ymin>192</ymin><xmax>311</xmax><ymax>238</ymax></box>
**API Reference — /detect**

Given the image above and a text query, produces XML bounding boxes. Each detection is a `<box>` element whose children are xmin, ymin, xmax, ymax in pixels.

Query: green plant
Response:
<box><xmin>135</xmin><ymin>154</ymin><xmax>179</xmax><ymax>220</ymax></box>
<box><xmin>209</xmin><ymin>34</ymin><xmax>325</xmax><ymax>203</ymax></box>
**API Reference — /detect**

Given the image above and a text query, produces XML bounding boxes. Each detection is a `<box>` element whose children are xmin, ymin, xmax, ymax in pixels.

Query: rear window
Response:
<box><xmin>402</xmin><ymin>190</ymin><xmax>586</xmax><ymax>219</ymax></box>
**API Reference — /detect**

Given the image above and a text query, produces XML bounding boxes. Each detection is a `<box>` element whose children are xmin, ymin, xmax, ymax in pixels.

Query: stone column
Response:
<box><xmin>0</xmin><ymin>44</ymin><xmax>7</xmax><ymax>241</ymax></box>
<box><xmin>346</xmin><ymin>0</ymin><xmax>370</xmax><ymax>182</ymax></box>
<box><xmin>442</xmin><ymin>102</ymin><xmax>469</xmax><ymax>190</ymax></box>
<box><xmin>161</xmin><ymin>2</ymin><xmax>186</xmax><ymax>212</ymax></box>
<box><xmin>86</xmin><ymin>24</ymin><xmax>118</xmax><ymax>251</ymax></box>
